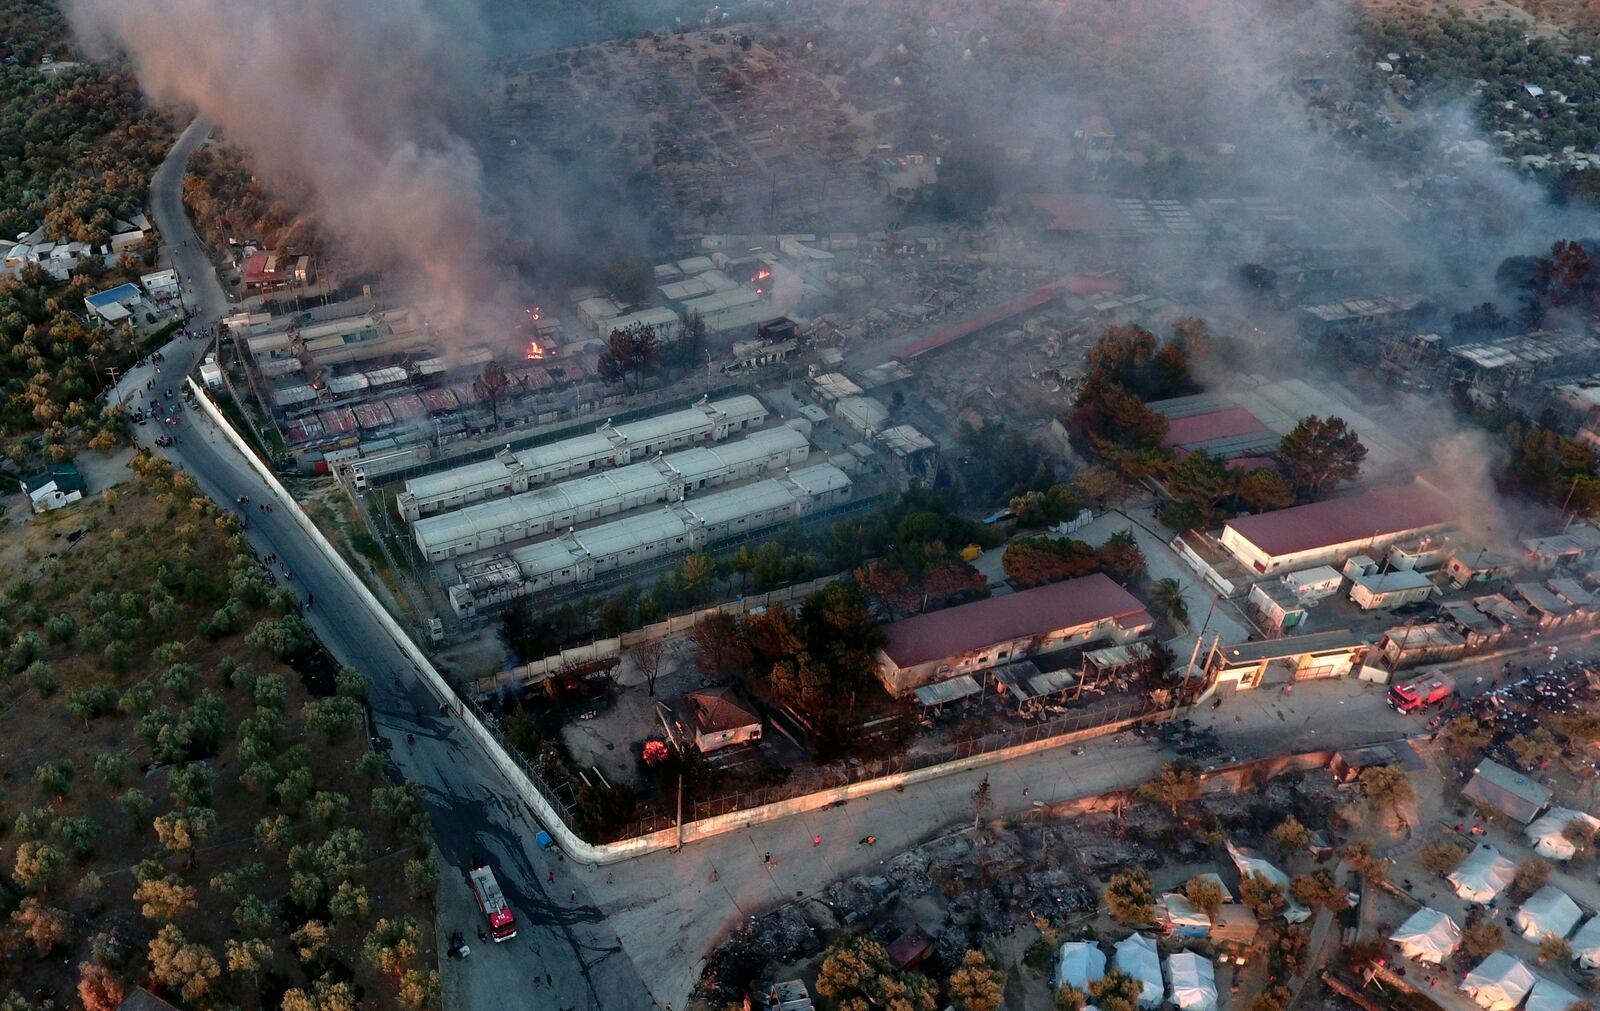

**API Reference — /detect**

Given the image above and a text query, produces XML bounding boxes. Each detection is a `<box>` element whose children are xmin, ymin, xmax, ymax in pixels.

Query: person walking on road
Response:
<box><xmin>547</xmin><ymin>870</ymin><xmax>555</xmax><ymax>884</ymax></box>
<box><xmin>813</xmin><ymin>834</ymin><xmax>821</xmax><ymax>847</ymax></box>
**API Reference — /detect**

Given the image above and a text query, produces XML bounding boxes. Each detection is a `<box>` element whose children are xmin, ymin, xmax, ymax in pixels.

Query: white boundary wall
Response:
<box><xmin>189</xmin><ymin>377</ymin><xmax>1158</xmax><ymax>863</ymax></box>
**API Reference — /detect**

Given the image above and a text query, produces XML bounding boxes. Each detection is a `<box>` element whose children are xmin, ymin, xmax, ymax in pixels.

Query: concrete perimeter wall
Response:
<box><xmin>191</xmin><ymin>376</ymin><xmax>1174</xmax><ymax>863</ymax></box>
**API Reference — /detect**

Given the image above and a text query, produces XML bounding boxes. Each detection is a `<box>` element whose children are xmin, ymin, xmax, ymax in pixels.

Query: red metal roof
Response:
<box><xmin>318</xmin><ymin>408</ymin><xmax>357</xmax><ymax>434</ymax></box>
<box><xmin>1225</xmin><ymin>455</ymin><xmax>1279</xmax><ymax>473</ymax></box>
<box><xmin>895</xmin><ymin>275</ymin><xmax>1125</xmax><ymax>361</ymax></box>
<box><xmin>1224</xmin><ymin>482</ymin><xmax>1453</xmax><ymax>560</ymax></box>
<box><xmin>1162</xmin><ymin>408</ymin><xmax>1271</xmax><ymax>450</ymax></box>
<box><xmin>881</xmin><ymin>572</ymin><xmax>1153</xmax><ymax>668</ymax></box>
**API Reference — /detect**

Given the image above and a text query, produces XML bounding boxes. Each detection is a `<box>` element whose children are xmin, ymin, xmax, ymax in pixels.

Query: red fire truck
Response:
<box><xmin>468</xmin><ymin>862</ymin><xmax>517</xmax><ymax>942</ymax></box>
<box><xmin>1388</xmin><ymin>672</ymin><xmax>1452</xmax><ymax>714</ymax></box>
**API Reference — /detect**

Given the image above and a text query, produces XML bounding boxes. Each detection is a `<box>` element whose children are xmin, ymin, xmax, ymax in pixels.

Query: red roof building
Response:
<box><xmin>1163</xmin><ymin>408</ymin><xmax>1272</xmax><ymax>451</ymax></box>
<box><xmin>242</xmin><ymin>252</ymin><xmax>289</xmax><ymax>291</ymax></box>
<box><xmin>875</xmin><ymin>572</ymin><xmax>1153</xmax><ymax>696</ymax></box>
<box><xmin>1220</xmin><ymin>481</ymin><xmax>1454</xmax><ymax>575</ymax></box>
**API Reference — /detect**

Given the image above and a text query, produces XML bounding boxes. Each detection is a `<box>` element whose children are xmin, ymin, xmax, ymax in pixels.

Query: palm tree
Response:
<box><xmin>1150</xmin><ymin>577</ymin><xmax>1190</xmax><ymax>628</ymax></box>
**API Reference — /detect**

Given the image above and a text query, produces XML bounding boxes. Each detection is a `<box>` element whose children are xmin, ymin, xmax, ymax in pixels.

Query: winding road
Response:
<box><xmin>124</xmin><ymin>119</ymin><xmax>648</xmax><ymax>1011</ymax></box>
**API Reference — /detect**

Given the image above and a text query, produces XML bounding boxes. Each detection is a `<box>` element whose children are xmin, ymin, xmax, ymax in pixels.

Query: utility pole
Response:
<box><xmin>675</xmin><ymin>773</ymin><xmax>685</xmax><ymax>851</ymax></box>
<box><xmin>1172</xmin><ymin>593</ymin><xmax>1220</xmax><ymax>718</ymax></box>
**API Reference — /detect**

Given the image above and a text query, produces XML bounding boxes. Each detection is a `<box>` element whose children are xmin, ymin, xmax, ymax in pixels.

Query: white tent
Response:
<box><xmin>1514</xmin><ymin>885</ymin><xmax>1583</xmax><ymax>941</ymax></box>
<box><xmin>1390</xmin><ymin>907</ymin><xmax>1460</xmax><ymax>964</ymax></box>
<box><xmin>1165</xmin><ymin>951</ymin><xmax>1217</xmax><ymax>1011</ymax></box>
<box><xmin>1524</xmin><ymin>807</ymin><xmax>1600</xmax><ymax>861</ymax></box>
<box><xmin>1226</xmin><ymin>841</ymin><xmax>1290</xmax><ymax>888</ymax></box>
<box><xmin>1448</xmin><ymin>844</ymin><xmax>1516</xmax><ymax>904</ymax></box>
<box><xmin>1056</xmin><ymin>941</ymin><xmax>1107</xmax><ymax>992</ymax></box>
<box><xmin>1190</xmin><ymin>872</ymin><xmax>1233</xmax><ymax>901</ymax></box>
<box><xmin>1112</xmin><ymin>933</ymin><xmax>1163</xmax><ymax>1009</ymax></box>
<box><xmin>1460</xmin><ymin>952</ymin><xmax>1535</xmax><ymax>1011</ymax></box>
<box><xmin>1524</xmin><ymin>976</ymin><xmax>1580</xmax><ymax>1011</ymax></box>
<box><xmin>1161</xmin><ymin>893</ymin><xmax>1212</xmax><ymax>936</ymax></box>
<box><xmin>1573</xmin><ymin>914</ymin><xmax>1600</xmax><ymax>970</ymax></box>
<box><xmin>1226</xmin><ymin>842</ymin><xmax>1310</xmax><ymax>922</ymax></box>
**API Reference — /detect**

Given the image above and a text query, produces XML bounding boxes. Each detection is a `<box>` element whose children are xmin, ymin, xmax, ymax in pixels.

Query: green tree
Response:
<box><xmin>303</xmin><ymin>696</ymin><xmax>363</xmax><ymax>743</ymax></box>
<box><xmin>1509</xmin><ymin>727</ymin><xmax>1562</xmax><ymax>769</ymax></box>
<box><xmin>13</xmin><ymin>841</ymin><xmax>66</xmax><ymax>893</ymax></box>
<box><xmin>1271</xmin><ymin>816</ymin><xmax>1313</xmax><ymax>855</ymax></box>
<box><xmin>1440</xmin><ymin>714</ymin><xmax>1493</xmax><ymax>761</ymax></box>
<box><xmin>606</xmin><ymin>255</ymin><xmax>653</xmax><ymax>303</ymax></box>
<box><xmin>147</xmin><ymin>925</ymin><xmax>221</xmax><ymax>1003</ymax></box>
<box><xmin>1088</xmin><ymin>969</ymin><xmax>1146</xmax><ymax>1011</ymax></box>
<box><xmin>1278</xmin><ymin>416</ymin><xmax>1367</xmax><ymax>499</ymax></box>
<box><xmin>947</xmin><ymin>950</ymin><xmax>1004</xmax><ymax>1011</ymax></box>
<box><xmin>1359</xmin><ymin>764</ymin><xmax>1415</xmax><ymax>832</ymax></box>
<box><xmin>1290</xmin><ymin>870</ymin><xmax>1346</xmax><ymax>912</ymax></box>
<box><xmin>1149</xmin><ymin>577</ymin><xmax>1190</xmax><ymax>628</ymax></box>
<box><xmin>1139</xmin><ymin>762</ymin><xmax>1202</xmax><ymax>817</ymax></box>
<box><xmin>363</xmin><ymin>917</ymin><xmax>423</xmax><ymax>979</ymax></box>
<box><xmin>1419</xmin><ymin>839</ymin><xmax>1469</xmax><ymax>875</ymax></box>
<box><xmin>1239</xmin><ymin>872</ymin><xmax>1286</xmax><ymax>918</ymax></box>
<box><xmin>1104</xmin><ymin>867</ymin><xmax>1156</xmax><ymax>924</ymax></box>
<box><xmin>1237</xmin><ymin>468</ymin><xmax>1294</xmax><ymax>511</ymax></box>
<box><xmin>1460</xmin><ymin>921</ymin><xmax>1504</xmax><ymax>957</ymax></box>
<box><xmin>1185</xmin><ymin>876</ymin><xmax>1223</xmax><ymax>919</ymax></box>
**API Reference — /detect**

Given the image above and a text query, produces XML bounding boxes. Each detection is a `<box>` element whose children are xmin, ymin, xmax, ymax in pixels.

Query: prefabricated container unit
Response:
<box><xmin>1341</xmin><ymin>554</ymin><xmax>1380</xmax><ymax>580</ymax></box>
<box><xmin>1281</xmin><ymin>566</ymin><xmax>1343</xmax><ymax>600</ymax></box>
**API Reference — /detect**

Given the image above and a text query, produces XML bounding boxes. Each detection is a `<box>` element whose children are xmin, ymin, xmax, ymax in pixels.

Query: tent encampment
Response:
<box><xmin>1166</xmin><ymin>951</ymin><xmax>1217</xmax><ymax>1011</ymax></box>
<box><xmin>1225</xmin><ymin>841</ymin><xmax>1310</xmax><ymax>922</ymax></box>
<box><xmin>1390</xmin><ymin>907</ymin><xmax>1460</xmax><ymax>964</ymax></box>
<box><xmin>1524</xmin><ymin>807</ymin><xmax>1600</xmax><ymax>861</ymax></box>
<box><xmin>1161</xmin><ymin>893</ymin><xmax>1212</xmax><ymax>937</ymax></box>
<box><xmin>1448</xmin><ymin>844</ymin><xmax>1516</xmax><ymax>904</ymax></box>
<box><xmin>1574</xmin><ymin>915</ymin><xmax>1600</xmax><ymax>971</ymax></box>
<box><xmin>1113</xmin><ymin>933</ymin><xmax>1163</xmax><ymax>1009</ymax></box>
<box><xmin>1514</xmin><ymin>885</ymin><xmax>1583</xmax><ymax>941</ymax></box>
<box><xmin>1524</xmin><ymin>976</ymin><xmax>1580</xmax><ymax>1011</ymax></box>
<box><xmin>1056</xmin><ymin>941</ymin><xmax>1106</xmax><ymax>992</ymax></box>
<box><xmin>1460</xmin><ymin>952</ymin><xmax>1535</xmax><ymax>1011</ymax></box>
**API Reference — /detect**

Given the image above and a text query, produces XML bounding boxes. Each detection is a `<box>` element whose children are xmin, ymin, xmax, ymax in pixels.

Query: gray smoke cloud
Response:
<box><xmin>65</xmin><ymin>0</ymin><xmax>522</xmax><ymax>340</ymax></box>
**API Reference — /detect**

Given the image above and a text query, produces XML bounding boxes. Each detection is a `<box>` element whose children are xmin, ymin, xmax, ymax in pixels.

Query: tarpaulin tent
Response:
<box><xmin>1056</xmin><ymin>941</ymin><xmax>1106</xmax><ymax>992</ymax></box>
<box><xmin>1448</xmin><ymin>844</ymin><xmax>1516</xmax><ymax>904</ymax></box>
<box><xmin>1225</xmin><ymin>842</ymin><xmax>1311</xmax><ymax>923</ymax></box>
<box><xmin>1524</xmin><ymin>807</ymin><xmax>1600</xmax><ymax>861</ymax></box>
<box><xmin>1524</xmin><ymin>976</ymin><xmax>1580</xmax><ymax>1011</ymax></box>
<box><xmin>1573</xmin><ymin>915</ymin><xmax>1600</xmax><ymax>971</ymax></box>
<box><xmin>1161</xmin><ymin>894</ymin><xmax>1212</xmax><ymax>937</ymax></box>
<box><xmin>1112</xmin><ymin>933</ymin><xmax>1163</xmax><ymax>1009</ymax></box>
<box><xmin>1165</xmin><ymin>951</ymin><xmax>1217</xmax><ymax>1011</ymax></box>
<box><xmin>1514</xmin><ymin>885</ymin><xmax>1583</xmax><ymax>941</ymax></box>
<box><xmin>1390</xmin><ymin>907</ymin><xmax>1459</xmax><ymax>964</ymax></box>
<box><xmin>1460</xmin><ymin>952</ymin><xmax>1535</xmax><ymax>1011</ymax></box>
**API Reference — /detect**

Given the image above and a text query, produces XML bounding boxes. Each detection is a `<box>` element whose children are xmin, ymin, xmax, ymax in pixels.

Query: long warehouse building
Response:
<box><xmin>412</xmin><ymin>426</ymin><xmax>811</xmax><ymax>561</ymax></box>
<box><xmin>397</xmin><ymin>394</ymin><xmax>768</xmax><ymax>520</ymax></box>
<box><xmin>447</xmin><ymin>463</ymin><xmax>853</xmax><ymax>616</ymax></box>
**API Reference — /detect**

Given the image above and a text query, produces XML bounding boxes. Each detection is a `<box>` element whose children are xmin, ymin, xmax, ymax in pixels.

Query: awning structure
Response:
<box><xmin>912</xmin><ymin>675</ymin><xmax>981</xmax><ymax>707</ymax></box>
<box><xmin>1112</xmin><ymin>933</ymin><xmax>1162</xmax><ymax>1009</ymax></box>
<box><xmin>1390</xmin><ymin>907</ymin><xmax>1459</xmax><ymax>963</ymax></box>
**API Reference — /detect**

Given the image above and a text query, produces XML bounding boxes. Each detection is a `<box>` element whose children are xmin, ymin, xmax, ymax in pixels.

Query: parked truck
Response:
<box><xmin>467</xmin><ymin>862</ymin><xmax>517</xmax><ymax>942</ymax></box>
<box><xmin>1388</xmin><ymin>671</ymin><xmax>1452</xmax><ymax>713</ymax></box>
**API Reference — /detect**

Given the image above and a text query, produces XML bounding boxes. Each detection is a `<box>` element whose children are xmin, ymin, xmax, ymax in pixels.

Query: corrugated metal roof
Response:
<box><xmin>1225</xmin><ymin>481</ymin><xmax>1453</xmax><ymax>560</ymax></box>
<box><xmin>881</xmin><ymin>573</ymin><xmax>1152</xmax><ymax>668</ymax></box>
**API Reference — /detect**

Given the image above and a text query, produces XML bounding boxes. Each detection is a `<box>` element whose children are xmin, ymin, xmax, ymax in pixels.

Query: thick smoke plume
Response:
<box><xmin>66</xmin><ymin>0</ymin><xmax>519</xmax><ymax>340</ymax></box>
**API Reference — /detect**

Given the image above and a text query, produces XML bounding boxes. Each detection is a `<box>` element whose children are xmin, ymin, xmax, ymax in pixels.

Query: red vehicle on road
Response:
<box><xmin>1388</xmin><ymin>672</ymin><xmax>1452</xmax><ymax>713</ymax></box>
<box><xmin>468</xmin><ymin>862</ymin><xmax>517</xmax><ymax>942</ymax></box>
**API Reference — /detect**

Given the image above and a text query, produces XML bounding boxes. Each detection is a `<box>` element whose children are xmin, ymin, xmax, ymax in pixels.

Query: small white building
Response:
<box><xmin>1348</xmin><ymin>569</ymin><xmax>1435</xmax><ymax>610</ymax></box>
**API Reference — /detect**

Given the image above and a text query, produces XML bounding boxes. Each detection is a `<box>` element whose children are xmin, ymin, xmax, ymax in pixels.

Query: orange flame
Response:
<box><xmin>524</xmin><ymin>340</ymin><xmax>547</xmax><ymax>360</ymax></box>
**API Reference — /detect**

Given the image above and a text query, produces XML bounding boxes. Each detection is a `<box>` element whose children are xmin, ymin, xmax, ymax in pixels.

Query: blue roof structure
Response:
<box><xmin>85</xmin><ymin>283</ymin><xmax>141</xmax><ymax>309</ymax></box>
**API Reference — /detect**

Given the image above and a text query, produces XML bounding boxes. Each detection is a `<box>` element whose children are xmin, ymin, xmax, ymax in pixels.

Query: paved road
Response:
<box><xmin>125</xmin><ymin>121</ymin><xmax>649</xmax><ymax>1011</ymax></box>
